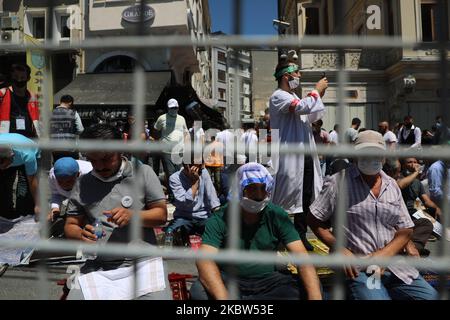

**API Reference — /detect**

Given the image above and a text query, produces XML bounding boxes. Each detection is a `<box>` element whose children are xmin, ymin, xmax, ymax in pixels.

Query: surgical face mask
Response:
<box><xmin>357</xmin><ymin>158</ymin><xmax>383</xmax><ymax>176</ymax></box>
<box><xmin>288</xmin><ymin>76</ymin><xmax>300</xmax><ymax>90</ymax></box>
<box><xmin>91</xmin><ymin>160</ymin><xmax>126</xmax><ymax>182</ymax></box>
<box><xmin>240</xmin><ymin>197</ymin><xmax>270</xmax><ymax>214</ymax></box>
<box><xmin>168</xmin><ymin>109</ymin><xmax>178</xmax><ymax>117</ymax></box>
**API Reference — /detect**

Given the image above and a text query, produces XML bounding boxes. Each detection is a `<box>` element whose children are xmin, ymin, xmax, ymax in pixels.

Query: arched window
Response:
<box><xmin>94</xmin><ymin>55</ymin><xmax>140</xmax><ymax>73</ymax></box>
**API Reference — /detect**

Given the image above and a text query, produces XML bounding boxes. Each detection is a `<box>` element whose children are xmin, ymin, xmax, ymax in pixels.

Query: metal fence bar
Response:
<box><xmin>8</xmin><ymin>140</ymin><xmax>450</xmax><ymax>160</ymax></box>
<box><xmin>332</xmin><ymin>48</ymin><xmax>349</xmax><ymax>300</ymax></box>
<box><xmin>437</xmin><ymin>0</ymin><xmax>450</xmax><ymax>300</ymax></box>
<box><xmin>224</xmin><ymin>0</ymin><xmax>243</xmax><ymax>301</ymax></box>
<box><xmin>2</xmin><ymin>35</ymin><xmax>449</xmax><ymax>51</ymax></box>
<box><xmin>2</xmin><ymin>237</ymin><xmax>450</xmax><ymax>271</ymax></box>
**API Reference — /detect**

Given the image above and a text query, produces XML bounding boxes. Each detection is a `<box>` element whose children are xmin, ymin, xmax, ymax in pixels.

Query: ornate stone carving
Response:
<box><xmin>348</xmin><ymin>52</ymin><xmax>361</xmax><ymax>69</ymax></box>
<box><xmin>425</xmin><ymin>49</ymin><xmax>439</xmax><ymax>56</ymax></box>
<box><xmin>313</xmin><ymin>52</ymin><xmax>338</xmax><ymax>68</ymax></box>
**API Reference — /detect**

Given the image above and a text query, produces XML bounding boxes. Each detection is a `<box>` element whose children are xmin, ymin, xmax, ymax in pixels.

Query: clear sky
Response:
<box><xmin>208</xmin><ymin>0</ymin><xmax>278</xmax><ymax>35</ymax></box>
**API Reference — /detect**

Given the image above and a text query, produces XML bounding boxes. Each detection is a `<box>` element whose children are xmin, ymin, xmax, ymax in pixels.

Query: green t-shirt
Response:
<box><xmin>202</xmin><ymin>202</ymin><xmax>300</xmax><ymax>278</ymax></box>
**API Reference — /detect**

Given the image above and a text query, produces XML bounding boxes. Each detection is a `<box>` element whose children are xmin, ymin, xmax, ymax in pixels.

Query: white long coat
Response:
<box><xmin>269</xmin><ymin>88</ymin><xmax>325</xmax><ymax>214</ymax></box>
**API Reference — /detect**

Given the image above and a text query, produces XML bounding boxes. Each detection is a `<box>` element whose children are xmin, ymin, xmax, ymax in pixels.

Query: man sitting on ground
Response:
<box><xmin>191</xmin><ymin>162</ymin><xmax>322</xmax><ymax>300</ymax></box>
<box><xmin>168</xmin><ymin>154</ymin><xmax>220</xmax><ymax>245</ymax></box>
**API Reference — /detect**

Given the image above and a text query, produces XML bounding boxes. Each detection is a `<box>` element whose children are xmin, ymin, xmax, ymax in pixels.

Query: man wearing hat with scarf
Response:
<box><xmin>269</xmin><ymin>59</ymin><xmax>328</xmax><ymax>250</ymax></box>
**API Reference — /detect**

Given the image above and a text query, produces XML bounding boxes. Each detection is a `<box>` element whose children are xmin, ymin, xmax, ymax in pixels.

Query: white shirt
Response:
<box><xmin>383</xmin><ymin>130</ymin><xmax>397</xmax><ymax>149</ymax></box>
<box><xmin>49</xmin><ymin>160</ymin><xmax>93</xmax><ymax>210</ymax></box>
<box><xmin>329</xmin><ymin>130</ymin><xmax>339</xmax><ymax>145</ymax></box>
<box><xmin>189</xmin><ymin>127</ymin><xmax>205</xmax><ymax>144</ymax></box>
<box><xmin>216</xmin><ymin>129</ymin><xmax>246</xmax><ymax>164</ymax></box>
<box><xmin>241</xmin><ymin>129</ymin><xmax>259</xmax><ymax>162</ymax></box>
<box><xmin>242</xmin><ymin>129</ymin><xmax>258</xmax><ymax>146</ymax></box>
<box><xmin>154</xmin><ymin>114</ymin><xmax>188</xmax><ymax>154</ymax></box>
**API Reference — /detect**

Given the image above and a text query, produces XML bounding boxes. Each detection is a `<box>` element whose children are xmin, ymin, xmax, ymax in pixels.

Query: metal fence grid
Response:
<box><xmin>0</xmin><ymin>0</ymin><xmax>449</xmax><ymax>300</ymax></box>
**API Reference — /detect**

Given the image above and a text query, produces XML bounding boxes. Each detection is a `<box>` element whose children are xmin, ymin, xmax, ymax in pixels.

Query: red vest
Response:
<box><xmin>0</xmin><ymin>87</ymin><xmax>40</xmax><ymax>137</ymax></box>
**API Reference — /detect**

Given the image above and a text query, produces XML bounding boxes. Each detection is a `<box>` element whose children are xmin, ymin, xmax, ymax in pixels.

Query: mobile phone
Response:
<box><xmin>320</xmin><ymin>72</ymin><xmax>326</xmax><ymax>80</ymax></box>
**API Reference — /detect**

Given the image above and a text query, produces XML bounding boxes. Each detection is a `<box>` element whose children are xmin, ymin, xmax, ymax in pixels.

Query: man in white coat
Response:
<box><xmin>269</xmin><ymin>61</ymin><xmax>328</xmax><ymax>250</ymax></box>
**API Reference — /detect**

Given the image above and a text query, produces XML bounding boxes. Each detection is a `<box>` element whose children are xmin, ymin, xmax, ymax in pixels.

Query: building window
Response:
<box><xmin>218</xmin><ymin>69</ymin><xmax>226</xmax><ymax>83</ymax></box>
<box><xmin>94</xmin><ymin>55</ymin><xmax>138</xmax><ymax>73</ymax></box>
<box><xmin>323</xmin><ymin>1</ymin><xmax>329</xmax><ymax>35</ymax></box>
<box><xmin>32</xmin><ymin>16</ymin><xmax>45</xmax><ymax>39</ymax></box>
<box><xmin>243</xmin><ymin>83</ymin><xmax>250</xmax><ymax>95</ymax></box>
<box><xmin>218</xmin><ymin>88</ymin><xmax>226</xmax><ymax>101</ymax></box>
<box><xmin>60</xmin><ymin>15</ymin><xmax>70</xmax><ymax>38</ymax></box>
<box><xmin>305</xmin><ymin>7</ymin><xmax>320</xmax><ymax>35</ymax></box>
<box><xmin>217</xmin><ymin>51</ymin><xmax>226</xmax><ymax>64</ymax></box>
<box><xmin>421</xmin><ymin>1</ymin><xmax>438</xmax><ymax>42</ymax></box>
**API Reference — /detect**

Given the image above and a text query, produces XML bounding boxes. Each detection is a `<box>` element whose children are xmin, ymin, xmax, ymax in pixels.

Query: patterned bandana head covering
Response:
<box><xmin>233</xmin><ymin>162</ymin><xmax>274</xmax><ymax>200</ymax></box>
<box><xmin>273</xmin><ymin>64</ymin><xmax>299</xmax><ymax>80</ymax></box>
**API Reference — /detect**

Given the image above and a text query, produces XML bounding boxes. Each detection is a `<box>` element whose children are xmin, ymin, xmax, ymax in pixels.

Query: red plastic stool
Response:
<box><xmin>168</xmin><ymin>273</ymin><xmax>193</xmax><ymax>300</ymax></box>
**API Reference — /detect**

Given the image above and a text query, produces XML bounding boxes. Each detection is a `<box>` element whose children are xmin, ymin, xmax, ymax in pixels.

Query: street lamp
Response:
<box><xmin>273</xmin><ymin>19</ymin><xmax>291</xmax><ymax>61</ymax></box>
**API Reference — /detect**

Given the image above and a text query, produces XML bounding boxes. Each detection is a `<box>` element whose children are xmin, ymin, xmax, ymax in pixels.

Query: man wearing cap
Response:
<box><xmin>191</xmin><ymin>162</ymin><xmax>322</xmax><ymax>300</ymax></box>
<box><xmin>48</xmin><ymin>157</ymin><xmax>92</xmax><ymax>221</ymax></box>
<box><xmin>0</xmin><ymin>133</ymin><xmax>40</xmax><ymax>220</ymax></box>
<box><xmin>307</xmin><ymin>130</ymin><xmax>437</xmax><ymax>300</ymax></box>
<box><xmin>153</xmin><ymin>98</ymin><xmax>189</xmax><ymax>201</ymax></box>
<box><xmin>269</xmin><ymin>59</ymin><xmax>328</xmax><ymax>251</ymax></box>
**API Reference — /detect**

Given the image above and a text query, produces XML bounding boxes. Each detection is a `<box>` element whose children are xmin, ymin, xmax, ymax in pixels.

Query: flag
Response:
<box><xmin>24</xmin><ymin>34</ymin><xmax>53</xmax><ymax>109</ymax></box>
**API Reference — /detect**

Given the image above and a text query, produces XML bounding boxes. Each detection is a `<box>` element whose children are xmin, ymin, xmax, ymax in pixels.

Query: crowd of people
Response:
<box><xmin>0</xmin><ymin>61</ymin><xmax>449</xmax><ymax>300</ymax></box>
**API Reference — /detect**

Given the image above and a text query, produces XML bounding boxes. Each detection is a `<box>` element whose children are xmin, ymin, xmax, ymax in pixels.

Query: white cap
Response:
<box><xmin>167</xmin><ymin>98</ymin><xmax>179</xmax><ymax>109</ymax></box>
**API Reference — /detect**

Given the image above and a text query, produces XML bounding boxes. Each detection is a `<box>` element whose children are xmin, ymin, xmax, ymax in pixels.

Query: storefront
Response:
<box><xmin>54</xmin><ymin>71</ymin><xmax>224</xmax><ymax>129</ymax></box>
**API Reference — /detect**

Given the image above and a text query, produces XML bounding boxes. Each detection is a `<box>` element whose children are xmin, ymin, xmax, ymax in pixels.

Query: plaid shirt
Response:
<box><xmin>310</xmin><ymin>164</ymin><xmax>419</xmax><ymax>284</ymax></box>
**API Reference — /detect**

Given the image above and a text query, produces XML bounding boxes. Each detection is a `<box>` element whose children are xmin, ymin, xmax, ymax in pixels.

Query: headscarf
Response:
<box><xmin>234</xmin><ymin>162</ymin><xmax>274</xmax><ymax>200</ymax></box>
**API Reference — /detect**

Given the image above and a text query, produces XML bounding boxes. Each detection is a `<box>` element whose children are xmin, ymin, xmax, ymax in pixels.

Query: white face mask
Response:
<box><xmin>240</xmin><ymin>197</ymin><xmax>270</xmax><ymax>214</ymax></box>
<box><xmin>168</xmin><ymin>109</ymin><xmax>178</xmax><ymax>117</ymax></box>
<box><xmin>91</xmin><ymin>160</ymin><xmax>126</xmax><ymax>182</ymax></box>
<box><xmin>288</xmin><ymin>77</ymin><xmax>300</xmax><ymax>90</ymax></box>
<box><xmin>357</xmin><ymin>158</ymin><xmax>383</xmax><ymax>176</ymax></box>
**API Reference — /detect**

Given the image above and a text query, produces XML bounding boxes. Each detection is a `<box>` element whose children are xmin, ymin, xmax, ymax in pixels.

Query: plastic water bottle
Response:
<box><xmin>164</xmin><ymin>227</ymin><xmax>173</xmax><ymax>248</ymax></box>
<box><xmin>84</xmin><ymin>219</ymin><xmax>104</xmax><ymax>260</ymax></box>
<box><xmin>93</xmin><ymin>219</ymin><xmax>104</xmax><ymax>240</ymax></box>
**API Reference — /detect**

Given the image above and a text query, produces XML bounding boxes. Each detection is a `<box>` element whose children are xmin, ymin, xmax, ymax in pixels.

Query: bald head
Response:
<box><xmin>378</xmin><ymin>121</ymin><xmax>389</xmax><ymax>135</ymax></box>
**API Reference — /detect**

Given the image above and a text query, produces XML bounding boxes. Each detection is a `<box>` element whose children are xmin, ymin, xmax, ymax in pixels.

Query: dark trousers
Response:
<box><xmin>0</xmin><ymin>165</ymin><xmax>34</xmax><ymax>219</ymax></box>
<box><xmin>294</xmin><ymin>156</ymin><xmax>314</xmax><ymax>249</ymax></box>
<box><xmin>154</xmin><ymin>153</ymin><xmax>181</xmax><ymax>200</ymax></box>
<box><xmin>190</xmin><ymin>271</ymin><xmax>307</xmax><ymax>300</ymax></box>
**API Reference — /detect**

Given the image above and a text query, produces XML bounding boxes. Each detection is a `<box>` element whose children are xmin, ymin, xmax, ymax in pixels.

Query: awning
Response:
<box><xmin>54</xmin><ymin>71</ymin><xmax>172</xmax><ymax>105</ymax></box>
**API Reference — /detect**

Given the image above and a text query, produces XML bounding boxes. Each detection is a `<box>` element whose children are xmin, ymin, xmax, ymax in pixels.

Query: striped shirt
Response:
<box><xmin>310</xmin><ymin>164</ymin><xmax>419</xmax><ymax>284</ymax></box>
